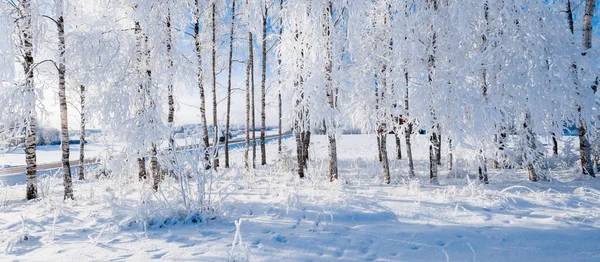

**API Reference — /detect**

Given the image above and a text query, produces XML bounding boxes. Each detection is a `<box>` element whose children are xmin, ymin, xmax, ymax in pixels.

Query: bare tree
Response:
<box><xmin>79</xmin><ymin>85</ymin><xmax>85</xmax><ymax>180</ymax></box>
<box><xmin>195</xmin><ymin>0</ymin><xmax>210</xmax><ymax>168</ymax></box>
<box><xmin>166</xmin><ymin>5</ymin><xmax>176</xmax><ymax>177</ymax></box>
<box><xmin>245</xmin><ymin>31</ymin><xmax>252</xmax><ymax>169</ymax></box>
<box><xmin>251</xmin><ymin>31</ymin><xmax>257</xmax><ymax>169</ymax></box>
<box><xmin>324</xmin><ymin>1</ymin><xmax>338</xmax><ymax>181</ymax></box>
<box><xmin>277</xmin><ymin>0</ymin><xmax>283</xmax><ymax>153</ymax></box>
<box><xmin>260</xmin><ymin>1</ymin><xmax>268</xmax><ymax>166</ymax></box>
<box><xmin>211</xmin><ymin>2</ymin><xmax>219</xmax><ymax>170</ymax></box>
<box><xmin>56</xmin><ymin>0</ymin><xmax>74</xmax><ymax>199</ymax></box>
<box><xmin>523</xmin><ymin>112</ymin><xmax>541</xmax><ymax>182</ymax></box>
<box><xmin>427</xmin><ymin>0</ymin><xmax>439</xmax><ymax>185</ymax></box>
<box><xmin>578</xmin><ymin>0</ymin><xmax>596</xmax><ymax>177</ymax></box>
<box><xmin>134</xmin><ymin>19</ymin><xmax>147</xmax><ymax>181</ymax></box>
<box><xmin>143</xmin><ymin>31</ymin><xmax>159</xmax><ymax>191</ymax></box>
<box><xmin>404</xmin><ymin>72</ymin><xmax>415</xmax><ymax>178</ymax></box>
<box><xmin>17</xmin><ymin>0</ymin><xmax>38</xmax><ymax>200</ymax></box>
<box><xmin>225</xmin><ymin>0</ymin><xmax>236</xmax><ymax>168</ymax></box>
<box><xmin>478</xmin><ymin>1</ymin><xmax>490</xmax><ymax>184</ymax></box>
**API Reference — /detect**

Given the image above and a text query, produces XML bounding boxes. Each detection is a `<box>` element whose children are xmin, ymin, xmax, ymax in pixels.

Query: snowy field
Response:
<box><xmin>1</xmin><ymin>135</ymin><xmax>600</xmax><ymax>261</ymax></box>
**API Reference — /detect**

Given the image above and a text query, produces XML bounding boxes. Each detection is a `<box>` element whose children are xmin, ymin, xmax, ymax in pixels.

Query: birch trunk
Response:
<box><xmin>324</xmin><ymin>1</ymin><xmax>338</xmax><ymax>181</ymax></box>
<box><xmin>21</xmin><ymin>0</ymin><xmax>37</xmax><ymax>200</ymax></box>
<box><xmin>579</xmin><ymin>0</ymin><xmax>596</xmax><ymax>177</ymax></box>
<box><xmin>211</xmin><ymin>3</ymin><xmax>219</xmax><ymax>170</ymax></box>
<box><xmin>552</xmin><ymin>133</ymin><xmax>558</xmax><ymax>156</ymax></box>
<box><xmin>524</xmin><ymin>112</ymin><xmax>539</xmax><ymax>182</ymax></box>
<box><xmin>447</xmin><ymin>139</ymin><xmax>453</xmax><ymax>171</ymax></box>
<box><xmin>303</xmin><ymin>118</ymin><xmax>310</xmax><ymax>165</ymax></box>
<box><xmin>380</xmin><ymin>127</ymin><xmax>390</xmax><ymax>184</ymax></box>
<box><xmin>395</xmin><ymin>126</ymin><xmax>402</xmax><ymax>160</ymax></box>
<box><xmin>404</xmin><ymin>73</ymin><xmax>415</xmax><ymax>178</ymax></box>
<box><xmin>295</xmin><ymin>125</ymin><xmax>305</xmax><ymax>178</ymax></box>
<box><xmin>582</xmin><ymin>0</ymin><xmax>596</xmax><ymax>52</ymax></box>
<box><xmin>260</xmin><ymin>4</ymin><xmax>268</xmax><ymax>166</ymax></box>
<box><xmin>225</xmin><ymin>0</ymin><xmax>236</xmax><ymax>168</ymax></box>
<box><xmin>245</xmin><ymin>32</ymin><xmax>252</xmax><ymax>170</ymax></box>
<box><xmin>379</xmin><ymin>7</ymin><xmax>391</xmax><ymax>184</ymax></box>
<box><xmin>251</xmin><ymin>32</ymin><xmax>257</xmax><ymax>169</ymax></box>
<box><xmin>478</xmin><ymin>2</ymin><xmax>489</xmax><ymax>183</ymax></box>
<box><xmin>429</xmin><ymin>133</ymin><xmax>439</xmax><ymax>185</ymax></box>
<box><xmin>144</xmin><ymin>31</ymin><xmax>158</xmax><ymax>190</ymax></box>
<box><xmin>134</xmin><ymin>19</ymin><xmax>147</xmax><ymax>180</ymax></box>
<box><xmin>166</xmin><ymin>7</ymin><xmax>175</xmax><ymax>176</ymax></box>
<box><xmin>278</xmin><ymin>0</ymin><xmax>283</xmax><ymax>153</ymax></box>
<box><xmin>427</xmin><ymin>0</ymin><xmax>439</xmax><ymax>185</ymax></box>
<box><xmin>79</xmin><ymin>85</ymin><xmax>85</xmax><ymax>180</ymax></box>
<box><xmin>195</xmin><ymin>0</ymin><xmax>210</xmax><ymax>168</ymax></box>
<box><xmin>57</xmin><ymin>0</ymin><xmax>74</xmax><ymax>200</ymax></box>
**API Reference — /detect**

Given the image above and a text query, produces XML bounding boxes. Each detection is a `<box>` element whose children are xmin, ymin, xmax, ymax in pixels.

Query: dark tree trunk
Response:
<box><xmin>225</xmin><ymin>0</ymin><xmax>236</xmax><ymax>168</ymax></box>
<box><xmin>195</xmin><ymin>0</ymin><xmax>210</xmax><ymax>168</ymax></box>
<box><xmin>79</xmin><ymin>85</ymin><xmax>85</xmax><ymax>180</ymax></box>
<box><xmin>404</xmin><ymin>73</ymin><xmax>415</xmax><ymax>178</ymax></box>
<box><xmin>211</xmin><ymin>3</ymin><xmax>219</xmax><ymax>170</ymax></box>
<box><xmin>20</xmin><ymin>0</ymin><xmax>37</xmax><ymax>200</ymax></box>
<box><xmin>447</xmin><ymin>139</ymin><xmax>453</xmax><ymax>171</ymax></box>
<box><xmin>295</xmin><ymin>127</ymin><xmax>305</xmax><ymax>178</ymax></box>
<box><xmin>427</xmin><ymin>0</ymin><xmax>439</xmax><ymax>184</ymax></box>
<box><xmin>395</xmin><ymin>131</ymin><xmax>402</xmax><ymax>160</ymax></box>
<box><xmin>251</xmin><ymin>32</ymin><xmax>257</xmax><ymax>169</ymax></box>
<box><xmin>245</xmin><ymin>32</ymin><xmax>252</xmax><ymax>169</ymax></box>
<box><xmin>134</xmin><ymin>19</ymin><xmax>147</xmax><ymax>180</ymax></box>
<box><xmin>57</xmin><ymin>1</ymin><xmax>74</xmax><ymax>200</ymax></box>
<box><xmin>552</xmin><ymin>133</ymin><xmax>558</xmax><ymax>156</ymax></box>
<box><xmin>166</xmin><ymin>7</ymin><xmax>175</xmax><ymax>177</ymax></box>
<box><xmin>278</xmin><ymin>0</ymin><xmax>283</xmax><ymax>153</ymax></box>
<box><xmin>578</xmin><ymin>0</ymin><xmax>596</xmax><ymax>177</ymax></box>
<box><xmin>260</xmin><ymin>4</ymin><xmax>268</xmax><ymax>166</ymax></box>
<box><xmin>324</xmin><ymin>1</ymin><xmax>338</xmax><ymax>181</ymax></box>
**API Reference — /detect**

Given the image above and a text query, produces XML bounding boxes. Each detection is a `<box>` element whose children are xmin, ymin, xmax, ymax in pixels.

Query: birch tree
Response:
<box><xmin>225</xmin><ymin>0</ymin><xmax>236</xmax><ymax>168</ymax></box>
<box><xmin>55</xmin><ymin>0</ymin><xmax>74</xmax><ymax>199</ymax></box>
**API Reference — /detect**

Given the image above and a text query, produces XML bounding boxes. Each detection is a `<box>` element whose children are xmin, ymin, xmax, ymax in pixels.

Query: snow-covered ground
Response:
<box><xmin>1</xmin><ymin>135</ymin><xmax>599</xmax><ymax>261</ymax></box>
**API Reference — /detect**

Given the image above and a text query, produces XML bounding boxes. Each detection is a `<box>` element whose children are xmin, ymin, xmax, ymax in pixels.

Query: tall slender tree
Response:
<box><xmin>211</xmin><ymin>2</ymin><xmax>219</xmax><ymax>170</ymax></box>
<box><xmin>166</xmin><ymin>4</ymin><xmax>176</xmax><ymax>177</ymax></box>
<box><xmin>56</xmin><ymin>0</ymin><xmax>74</xmax><ymax>199</ymax></box>
<box><xmin>78</xmin><ymin>85</ymin><xmax>85</xmax><ymax>180</ymax></box>
<box><xmin>18</xmin><ymin>0</ymin><xmax>38</xmax><ymax>200</ymax></box>
<box><xmin>251</xmin><ymin>30</ymin><xmax>257</xmax><ymax>169</ymax></box>
<box><xmin>195</xmin><ymin>0</ymin><xmax>210</xmax><ymax>168</ymax></box>
<box><xmin>225</xmin><ymin>0</ymin><xmax>236</xmax><ymax>168</ymax></box>
<box><xmin>260</xmin><ymin>1</ymin><xmax>268</xmax><ymax>166</ymax></box>
<box><xmin>134</xmin><ymin>19</ymin><xmax>147</xmax><ymax>181</ymax></box>
<box><xmin>277</xmin><ymin>0</ymin><xmax>283</xmax><ymax>153</ymax></box>
<box><xmin>245</xmin><ymin>31</ymin><xmax>253</xmax><ymax>170</ymax></box>
<box><xmin>578</xmin><ymin>0</ymin><xmax>596</xmax><ymax>177</ymax></box>
<box><xmin>324</xmin><ymin>1</ymin><xmax>338</xmax><ymax>182</ymax></box>
<box><xmin>427</xmin><ymin>0</ymin><xmax>440</xmax><ymax>185</ymax></box>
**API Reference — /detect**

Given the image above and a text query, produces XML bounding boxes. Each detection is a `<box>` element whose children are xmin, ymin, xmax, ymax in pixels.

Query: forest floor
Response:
<box><xmin>1</xmin><ymin>135</ymin><xmax>599</xmax><ymax>261</ymax></box>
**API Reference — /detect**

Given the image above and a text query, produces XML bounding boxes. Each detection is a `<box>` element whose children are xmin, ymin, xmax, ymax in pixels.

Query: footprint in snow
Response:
<box><xmin>151</xmin><ymin>252</ymin><xmax>167</xmax><ymax>259</ymax></box>
<box><xmin>250</xmin><ymin>239</ymin><xmax>261</xmax><ymax>248</ymax></box>
<box><xmin>179</xmin><ymin>243</ymin><xmax>195</xmax><ymax>248</ymax></box>
<box><xmin>359</xmin><ymin>246</ymin><xmax>369</xmax><ymax>254</ymax></box>
<box><xmin>274</xmin><ymin>235</ymin><xmax>287</xmax><ymax>243</ymax></box>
